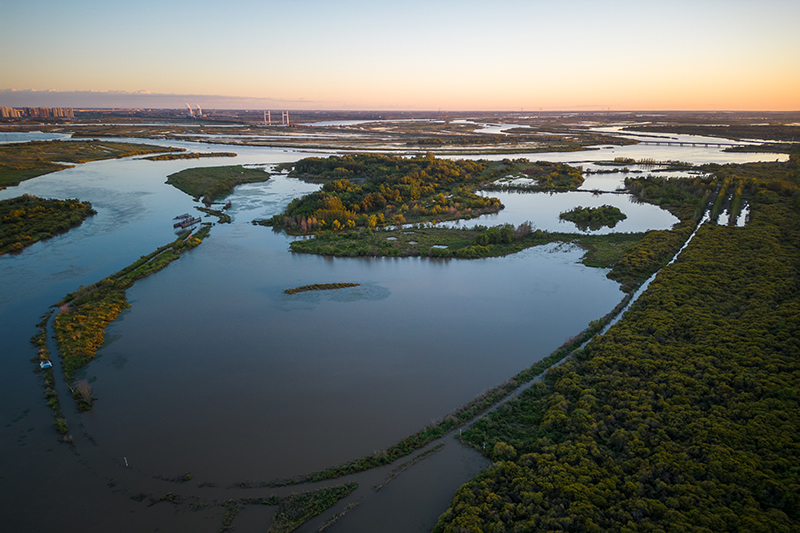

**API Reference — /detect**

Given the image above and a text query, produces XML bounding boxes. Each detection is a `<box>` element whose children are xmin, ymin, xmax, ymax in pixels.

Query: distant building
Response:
<box><xmin>0</xmin><ymin>107</ymin><xmax>22</xmax><ymax>118</ymax></box>
<box><xmin>0</xmin><ymin>107</ymin><xmax>74</xmax><ymax>118</ymax></box>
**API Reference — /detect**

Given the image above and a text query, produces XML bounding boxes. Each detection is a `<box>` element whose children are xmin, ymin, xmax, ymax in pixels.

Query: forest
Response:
<box><xmin>0</xmin><ymin>194</ymin><xmax>95</xmax><ymax>254</ymax></box>
<box><xmin>434</xmin><ymin>155</ymin><xmax>800</xmax><ymax>532</ymax></box>
<box><xmin>262</xmin><ymin>155</ymin><xmax>587</xmax><ymax>235</ymax></box>
<box><xmin>263</xmin><ymin>153</ymin><xmax>499</xmax><ymax>231</ymax></box>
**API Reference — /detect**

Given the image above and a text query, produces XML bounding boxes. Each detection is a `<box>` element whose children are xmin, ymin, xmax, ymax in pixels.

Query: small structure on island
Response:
<box><xmin>173</xmin><ymin>214</ymin><xmax>202</xmax><ymax>229</ymax></box>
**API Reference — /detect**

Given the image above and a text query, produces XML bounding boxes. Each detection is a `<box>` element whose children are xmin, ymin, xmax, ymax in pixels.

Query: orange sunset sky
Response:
<box><xmin>2</xmin><ymin>0</ymin><xmax>799</xmax><ymax>110</ymax></box>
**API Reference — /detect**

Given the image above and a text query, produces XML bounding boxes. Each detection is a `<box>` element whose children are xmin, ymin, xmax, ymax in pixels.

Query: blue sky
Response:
<box><xmin>2</xmin><ymin>0</ymin><xmax>799</xmax><ymax>109</ymax></box>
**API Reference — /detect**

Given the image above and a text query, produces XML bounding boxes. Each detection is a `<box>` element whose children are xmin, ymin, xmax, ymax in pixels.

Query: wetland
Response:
<box><xmin>1</xmin><ymin>113</ymin><xmax>797</xmax><ymax>532</ymax></box>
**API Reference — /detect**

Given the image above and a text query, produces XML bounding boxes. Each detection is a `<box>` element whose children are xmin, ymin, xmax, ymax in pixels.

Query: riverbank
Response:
<box><xmin>0</xmin><ymin>139</ymin><xmax>178</xmax><ymax>188</ymax></box>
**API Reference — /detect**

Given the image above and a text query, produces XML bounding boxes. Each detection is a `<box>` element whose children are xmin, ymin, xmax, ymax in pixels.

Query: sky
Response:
<box><xmin>2</xmin><ymin>0</ymin><xmax>799</xmax><ymax>110</ymax></box>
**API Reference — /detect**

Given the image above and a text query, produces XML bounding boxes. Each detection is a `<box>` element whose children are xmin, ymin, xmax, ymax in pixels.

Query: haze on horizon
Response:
<box><xmin>2</xmin><ymin>0</ymin><xmax>799</xmax><ymax>111</ymax></box>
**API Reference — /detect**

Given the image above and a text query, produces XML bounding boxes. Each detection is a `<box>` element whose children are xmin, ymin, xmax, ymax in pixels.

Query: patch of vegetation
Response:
<box><xmin>0</xmin><ymin>140</ymin><xmax>177</xmax><ymax>188</ymax></box>
<box><xmin>144</xmin><ymin>152</ymin><xmax>236</xmax><ymax>161</ymax></box>
<box><xmin>434</xmin><ymin>159</ymin><xmax>800</xmax><ymax>533</ymax></box>
<box><xmin>483</xmin><ymin>158</ymin><xmax>585</xmax><ymax>191</ymax></box>
<box><xmin>1</xmin><ymin>194</ymin><xmax>95</xmax><ymax>254</ymax></box>
<box><xmin>724</xmin><ymin>142</ymin><xmax>800</xmax><ymax>154</ymax></box>
<box><xmin>559</xmin><ymin>204</ymin><xmax>627</xmax><ymax>231</ymax></box>
<box><xmin>166</xmin><ymin>165</ymin><xmax>271</xmax><ymax>202</ymax></box>
<box><xmin>218</xmin><ymin>484</ymin><xmax>356</xmax><ymax>533</ymax></box>
<box><xmin>626</xmin><ymin>173</ymin><xmax>716</xmax><ymax>221</ymax></box>
<box><xmin>148</xmin><ymin>492</ymin><xmax>180</xmax><ymax>507</ymax></box>
<box><xmin>374</xmin><ymin>443</ymin><xmax>445</xmax><ymax>491</ymax></box>
<box><xmin>269</xmin><ymin>484</ymin><xmax>357</xmax><ymax>533</ymax></box>
<box><xmin>289</xmin><ymin>223</ymin><xmax>645</xmax><ymax>269</ymax></box>
<box><xmin>195</xmin><ymin>205</ymin><xmax>231</xmax><ymax>223</ymax></box>
<box><xmin>262</xmin><ymin>153</ymin><xmax>499</xmax><ymax>232</ymax></box>
<box><xmin>52</xmin><ymin>227</ymin><xmax>210</xmax><ymax>404</ymax></box>
<box><xmin>284</xmin><ymin>283</ymin><xmax>360</xmax><ymax>295</ymax></box>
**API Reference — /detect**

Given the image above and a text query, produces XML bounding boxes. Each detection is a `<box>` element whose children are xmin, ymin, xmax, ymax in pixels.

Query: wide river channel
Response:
<box><xmin>0</xmin><ymin>132</ymin><xmax>786</xmax><ymax>532</ymax></box>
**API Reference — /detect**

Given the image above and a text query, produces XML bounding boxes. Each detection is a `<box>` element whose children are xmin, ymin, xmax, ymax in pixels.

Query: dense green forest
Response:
<box><xmin>166</xmin><ymin>165</ymin><xmax>271</xmax><ymax>202</ymax></box>
<box><xmin>0</xmin><ymin>140</ymin><xmax>175</xmax><ymax>188</ymax></box>
<box><xmin>434</xmin><ymin>158</ymin><xmax>800</xmax><ymax>532</ymax></box>
<box><xmin>559</xmin><ymin>205</ymin><xmax>627</xmax><ymax>231</ymax></box>
<box><xmin>0</xmin><ymin>194</ymin><xmax>95</xmax><ymax>254</ymax></box>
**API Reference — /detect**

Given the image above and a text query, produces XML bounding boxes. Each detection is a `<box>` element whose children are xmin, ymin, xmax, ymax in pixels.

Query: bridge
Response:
<box><xmin>637</xmin><ymin>140</ymin><xmax>749</xmax><ymax>148</ymax></box>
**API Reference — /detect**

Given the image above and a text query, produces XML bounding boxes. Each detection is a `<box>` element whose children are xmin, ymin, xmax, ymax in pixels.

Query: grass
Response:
<box><xmin>289</xmin><ymin>225</ymin><xmax>646</xmax><ymax>268</ymax></box>
<box><xmin>269</xmin><ymin>484</ymin><xmax>357</xmax><ymax>533</ymax></box>
<box><xmin>0</xmin><ymin>140</ymin><xmax>178</xmax><ymax>189</ymax></box>
<box><xmin>144</xmin><ymin>152</ymin><xmax>236</xmax><ymax>161</ymax></box>
<box><xmin>166</xmin><ymin>165</ymin><xmax>271</xmax><ymax>201</ymax></box>
<box><xmin>218</xmin><ymin>484</ymin><xmax>357</xmax><ymax>533</ymax></box>
<box><xmin>285</xmin><ymin>283</ymin><xmax>360</xmax><ymax>295</ymax></box>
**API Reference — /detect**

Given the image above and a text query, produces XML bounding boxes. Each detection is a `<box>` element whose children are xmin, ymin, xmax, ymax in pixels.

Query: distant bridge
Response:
<box><xmin>637</xmin><ymin>140</ymin><xmax>749</xmax><ymax>148</ymax></box>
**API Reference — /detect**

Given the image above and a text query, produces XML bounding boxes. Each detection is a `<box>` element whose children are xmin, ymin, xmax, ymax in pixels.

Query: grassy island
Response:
<box><xmin>0</xmin><ymin>140</ymin><xmax>178</xmax><ymax>189</ymax></box>
<box><xmin>559</xmin><ymin>204</ymin><xmax>627</xmax><ymax>231</ymax></box>
<box><xmin>1</xmin><ymin>194</ymin><xmax>95</xmax><ymax>254</ymax></box>
<box><xmin>144</xmin><ymin>151</ymin><xmax>236</xmax><ymax>161</ymax></box>
<box><xmin>53</xmin><ymin>227</ymin><xmax>210</xmax><ymax>405</ymax></box>
<box><xmin>166</xmin><ymin>164</ymin><xmax>271</xmax><ymax>202</ymax></box>
<box><xmin>284</xmin><ymin>283</ymin><xmax>360</xmax><ymax>295</ymax></box>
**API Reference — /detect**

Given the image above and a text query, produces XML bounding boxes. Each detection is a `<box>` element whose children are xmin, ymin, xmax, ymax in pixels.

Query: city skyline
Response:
<box><xmin>2</xmin><ymin>0</ymin><xmax>799</xmax><ymax>111</ymax></box>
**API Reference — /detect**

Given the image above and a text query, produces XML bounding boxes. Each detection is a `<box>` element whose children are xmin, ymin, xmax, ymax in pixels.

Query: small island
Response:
<box><xmin>144</xmin><ymin>152</ymin><xmax>237</xmax><ymax>161</ymax></box>
<box><xmin>284</xmin><ymin>283</ymin><xmax>360</xmax><ymax>295</ymax></box>
<box><xmin>166</xmin><ymin>164</ymin><xmax>271</xmax><ymax>203</ymax></box>
<box><xmin>559</xmin><ymin>204</ymin><xmax>627</xmax><ymax>231</ymax></box>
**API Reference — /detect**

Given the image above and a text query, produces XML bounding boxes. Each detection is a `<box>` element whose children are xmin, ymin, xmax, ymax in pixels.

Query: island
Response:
<box><xmin>166</xmin><ymin>164</ymin><xmax>271</xmax><ymax>203</ymax></box>
<box><xmin>559</xmin><ymin>204</ymin><xmax>627</xmax><ymax>230</ymax></box>
<box><xmin>0</xmin><ymin>194</ymin><xmax>95</xmax><ymax>254</ymax></box>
